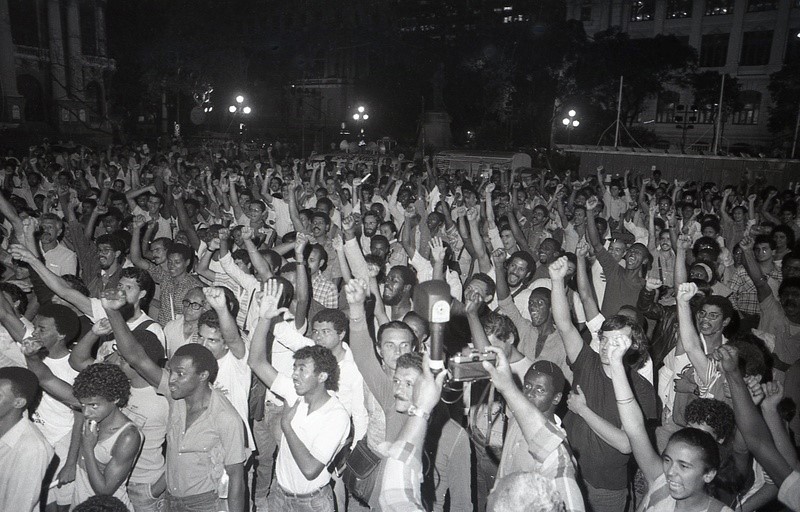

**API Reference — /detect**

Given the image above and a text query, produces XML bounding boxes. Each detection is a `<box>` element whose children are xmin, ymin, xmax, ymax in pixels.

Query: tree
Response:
<box><xmin>767</xmin><ymin>64</ymin><xmax>800</xmax><ymax>138</ymax></box>
<box><xmin>689</xmin><ymin>71</ymin><xmax>742</xmax><ymax>151</ymax></box>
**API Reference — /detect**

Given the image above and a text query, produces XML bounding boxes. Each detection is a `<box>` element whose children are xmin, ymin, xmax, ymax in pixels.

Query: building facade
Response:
<box><xmin>566</xmin><ymin>0</ymin><xmax>800</xmax><ymax>151</ymax></box>
<box><xmin>0</xmin><ymin>0</ymin><xmax>114</xmax><ymax>134</ymax></box>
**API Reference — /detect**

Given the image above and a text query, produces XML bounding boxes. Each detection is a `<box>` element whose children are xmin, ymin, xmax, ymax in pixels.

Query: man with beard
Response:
<box><xmin>38</xmin><ymin>214</ymin><xmax>76</xmax><ymax>277</ymax></box>
<box><xmin>743</xmin><ymin>237</ymin><xmax>800</xmax><ymax>380</ymax></box>
<box><xmin>288</xmin><ymin>183</ymin><xmax>343</xmax><ymax>284</ymax></box>
<box><xmin>68</xmin><ymin>227</ymin><xmax>126</xmax><ymax>298</ymax></box>
<box><xmin>12</xmin><ymin>249</ymin><xmax>165</xmax><ymax>360</ymax></box>
<box><xmin>586</xmin><ymin>196</ymin><xmax>651</xmax><ymax>318</ymax></box>
<box><xmin>103</xmin><ymin>293</ymin><xmax>249</xmax><ymax>512</ymax></box>
<box><xmin>381</xmin><ymin>266</ymin><xmax>417</xmax><ymax>321</ymax></box>
<box><xmin>361</xmin><ymin>211</ymin><xmax>380</xmax><ymax>250</ymax></box>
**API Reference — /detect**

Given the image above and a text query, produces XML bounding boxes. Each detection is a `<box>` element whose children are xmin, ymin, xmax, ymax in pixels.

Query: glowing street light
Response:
<box><xmin>358</xmin><ymin>106</ymin><xmax>365</xmax><ymax>113</ymax></box>
<box><xmin>236</xmin><ymin>95</ymin><xmax>244</xmax><ymax>104</ymax></box>
<box><xmin>228</xmin><ymin>105</ymin><xmax>237</xmax><ymax>113</ymax></box>
<box><xmin>242</xmin><ymin>106</ymin><xmax>252</xmax><ymax>114</ymax></box>
<box><xmin>562</xmin><ymin>109</ymin><xmax>580</xmax><ymax>143</ymax></box>
<box><xmin>353</xmin><ymin>113</ymin><xmax>360</xmax><ymax>120</ymax></box>
<box><xmin>363</xmin><ymin>114</ymin><xmax>369</xmax><ymax>120</ymax></box>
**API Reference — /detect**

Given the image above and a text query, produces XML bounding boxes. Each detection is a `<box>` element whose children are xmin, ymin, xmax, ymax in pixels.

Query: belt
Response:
<box><xmin>278</xmin><ymin>484</ymin><xmax>327</xmax><ymax>499</ymax></box>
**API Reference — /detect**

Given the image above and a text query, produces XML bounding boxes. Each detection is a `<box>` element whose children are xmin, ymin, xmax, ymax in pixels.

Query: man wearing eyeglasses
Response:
<box><xmin>163</xmin><ymin>287</ymin><xmax>209</xmax><ymax>358</ymax></box>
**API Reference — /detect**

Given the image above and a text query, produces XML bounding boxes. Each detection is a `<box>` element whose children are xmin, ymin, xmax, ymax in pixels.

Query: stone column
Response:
<box><xmin>47</xmin><ymin>0</ymin><xmax>67</xmax><ymax>101</ymax></box>
<box><xmin>0</xmin><ymin>0</ymin><xmax>22</xmax><ymax>120</ymax></box>
<box><xmin>65</xmin><ymin>0</ymin><xmax>83</xmax><ymax>99</ymax></box>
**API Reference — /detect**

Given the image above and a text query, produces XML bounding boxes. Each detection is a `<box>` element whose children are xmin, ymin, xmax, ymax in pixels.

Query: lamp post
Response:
<box><xmin>228</xmin><ymin>95</ymin><xmax>252</xmax><ymax>156</ymax></box>
<box><xmin>352</xmin><ymin>105</ymin><xmax>369</xmax><ymax>146</ymax></box>
<box><xmin>561</xmin><ymin>109</ymin><xmax>580</xmax><ymax>144</ymax></box>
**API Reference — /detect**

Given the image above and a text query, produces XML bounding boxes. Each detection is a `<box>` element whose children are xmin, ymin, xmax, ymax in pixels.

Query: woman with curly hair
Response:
<box><xmin>71</xmin><ymin>363</ymin><xmax>142</xmax><ymax>511</ymax></box>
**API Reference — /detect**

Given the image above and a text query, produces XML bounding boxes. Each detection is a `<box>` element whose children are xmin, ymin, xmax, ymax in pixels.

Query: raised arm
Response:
<box><xmin>673</xmin><ymin>234</ymin><xmax>691</xmax><ymax>288</ymax></box>
<box><xmin>240</xmin><ymin>227</ymin><xmax>272</xmax><ymax>281</ymax></box>
<box><xmin>173</xmin><ymin>189</ymin><xmax>202</xmax><ymax>252</ymax></box>
<box><xmin>247</xmin><ymin>281</ymin><xmax>285</xmax><ymax>388</ymax></box>
<box><xmin>675</xmin><ymin>282</ymin><xmax>710</xmax><ymax>379</ymax></box>
<box><xmin>716</xmin><ymin>346</ymin><xmax>794</xmax><ymax>487</ymax></box>
<box><xmin>68</xmin><ymin>321</ymin><xmax>110</xmax><ymax>372</ymax></box>
<box><xmin>293</xmin><ymin>233</ymin><xmax>311</xmax><ymax>330</ymax></box>
<box><xmin>466</xmin><ymin>207</ymin><xmax>492</xmax><ymax>273</ymax></box>
<box><xmin>10</xmin><ymin>244</ymin><xmax>92</xmax><ymax>316</ymax></box>
<box><xmin>464</xmin><ymin>292</ymin><xmax>491</xmax><ymax>352</ymax></box>
<box><xmin>574</xmin><ymin>242</ymin><xmax>600</xmax><ymax>322</ymax></box>
<box><xmin>104</xmin><ymin>294</ymin><xmax>163</xmax><ymax>388</ymax></box>
<box><xmin>607</xmin><ymin>335</ymin><xmax>663</xmax><ymax>484</ymax></box>
<box><xmin>204</xmin><ymin>287</ymin><xmax>245</xmax><ymax>359</ymax></box>
<box><xmin>550</xmin><ymin>256</ymin><xmax>584</xmax><ymax>364</ymax></box>
<box><xmin>740</xmin><ymin>236</ymin><xmax>772</xmax><ymax>303</ymax></box>
<box><xmin>129</xmin><ymin>217</ymin><xmax>154</xmax><ymax>270</ymax></box>
<box><xmin>20</xmin><ymin>340</ymin><xmax>80</xmax><ymax>408</ymax></box>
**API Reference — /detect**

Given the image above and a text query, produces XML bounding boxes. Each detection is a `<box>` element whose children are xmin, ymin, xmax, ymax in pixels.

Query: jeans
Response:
<box><xmin>266</xmin><ymin>484</ymin><xmax>335</xmax><ymax>512</ymax></box>
<box><xmin>128</xmin><ymin>481</ymin><xmax>164</xmax><ymax>512</ymax></box>
<box><xmin>164</xmin><ymin>491</ymin><xmax>220</xmax><ymax>512</ymax></box>
<box><xmin>253</xmin><ymin>404</ymin><xmax>283</xmax><ymax>511</ymax></box>
<box><xmin>584</xmin><ymin>481</ymin><xmax>629</xmax><ymax>512</ymax></box>
<box><xmin>433</xmin><ymin>421</ymin><xmax>472</xmax><ymax>512</ymax></box>
<box><xmin>472</xmin><ymin>444</ymin><xmax>500</xmax><ymax>512</ymax></box>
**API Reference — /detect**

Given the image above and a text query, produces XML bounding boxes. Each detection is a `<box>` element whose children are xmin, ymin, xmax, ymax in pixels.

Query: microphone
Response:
<box><xmin>413</xmin><ymin>280</ymin><xmax>451</xmax><ymax>371</ymax></box>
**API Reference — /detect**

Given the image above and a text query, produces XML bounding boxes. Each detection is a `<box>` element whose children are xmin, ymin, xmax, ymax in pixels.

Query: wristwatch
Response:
<box><xmin>407</xmin><ymin>405</ymin><xmax>430</xmax><ymax>421</ymax></box>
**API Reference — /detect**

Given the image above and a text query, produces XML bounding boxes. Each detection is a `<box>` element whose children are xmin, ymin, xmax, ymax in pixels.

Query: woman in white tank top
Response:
<box><xmin>70</xmin><ymin>363</ymin><xmax>142</xmax><ymax>511</ymax></box>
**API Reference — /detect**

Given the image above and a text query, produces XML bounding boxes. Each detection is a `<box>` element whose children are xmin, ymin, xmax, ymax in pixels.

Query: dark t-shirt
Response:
<box><xmin>563</xmin><ymin>344</ymin><xmax>657</xmax><ymax>490</ymax></box>
<box><xmin>597</xmin><ymin>248</ymin><xmax>645</xmax><ymax>318</ymax></box>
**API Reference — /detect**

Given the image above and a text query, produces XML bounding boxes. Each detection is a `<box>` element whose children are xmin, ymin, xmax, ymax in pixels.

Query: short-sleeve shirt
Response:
<box><xmin>274</xmin><ymin>395</ymin><xmax>351</xmax><ymax>494</ymax></box>
<box><xmin>157</xmin><ymin>371</ymin><xmax>249</xmax><ymax>498</ymax></box>
<box><xmin>563</xmin><ymin>344</ymin><xmax>657</xmax><ymax>490</ymax></box>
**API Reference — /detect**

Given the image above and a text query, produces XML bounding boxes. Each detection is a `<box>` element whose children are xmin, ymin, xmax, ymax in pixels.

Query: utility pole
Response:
<box><xmin>712</xmin><ymin>74</ymin><xmax>725</xmax><ymax>154</ymax></box>
<box><xmin>614</xmin><ymin>76</ymin><xmax>623</xmax><ymax>147</ymax></box>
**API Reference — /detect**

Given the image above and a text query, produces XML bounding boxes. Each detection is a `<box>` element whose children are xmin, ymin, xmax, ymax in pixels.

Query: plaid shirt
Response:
<box><xmin>729</xmin><ymin>265</ymin><xmax>782</xmax><ymax>316</ymax></box>
<box><xmin>379</xmin><ymin>441</ymin><xmax>425</xmax><ymax>512</ymax></box>
<box><xmin>497</xmin><ymin>417</ymin><xmax>585</xmax><ymax>512</ymax></box>
<box><xmin>312</xmin><ymin>272</ymin><xmax>338</xmax><ymax>309</ymax></box>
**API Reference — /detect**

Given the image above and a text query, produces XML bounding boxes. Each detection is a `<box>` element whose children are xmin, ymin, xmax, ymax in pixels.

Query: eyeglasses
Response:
<box><xmin>182</xmin><ymin>300</ymin><xmax>206</xmax><ymax>311</ymax></box>
<box><xmin>697</xmin><ymin>310</ymin><xmax>722</xmax><ymax>321</ymax></box>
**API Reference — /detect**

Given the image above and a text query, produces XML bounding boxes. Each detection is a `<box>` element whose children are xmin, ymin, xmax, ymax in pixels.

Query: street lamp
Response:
<box><xmin>351</xmin><ymin>106</ymin><xmax>370</xmax><ymax>145</ymax></box>
<box><xmin>562</xmin><ymin>110</ymin><xmax>580</xmax><ymax>144</ymax></box>
<box><xmin>228</xmin><ymin>95</ymin><xmax>253</xmax><ymax>156</ymax></box>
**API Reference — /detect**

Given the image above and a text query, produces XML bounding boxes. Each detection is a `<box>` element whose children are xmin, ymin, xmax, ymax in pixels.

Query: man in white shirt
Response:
<box><xmin>38</xmin><ymin>214</ymin><xmax>77</xmax><ymax>277</ymax></box>
<box><xmin>0</xmin><ymin>367</ymin><xmax>54</xmax><ymax>512</ymax></box>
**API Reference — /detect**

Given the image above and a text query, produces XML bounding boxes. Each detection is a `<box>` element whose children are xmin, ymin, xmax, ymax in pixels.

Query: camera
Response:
<box><xmin>449</xmin><ymin>351</ymin><xmax>497</xmax><ymax>382</ymax></box>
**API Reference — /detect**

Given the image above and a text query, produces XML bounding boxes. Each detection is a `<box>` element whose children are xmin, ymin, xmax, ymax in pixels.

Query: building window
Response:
<box><xmin>580</xmin><ymin>1</ymin><xmax>593</xmax><ymax>21</ymax></box>
<box><xmin>80</xmin><ymin>1</ymin><xmax>98</xmax><ymax>56</ymax></box>
<box><xmin>731</xmin><ymin>91</ymin><xmax>761</xmax><ymax>124</ymax></box>
<box><xmin>705</xmin><ymin>0</ymin><xmax>733</xmax><ymax>15</ymax></box>
<box><xmin>667</xmin><ymin>0</ymin><xmax>693</xmax><ymax>19</ymax></box>
<box><xmin>699</xmin><ymin>33</ymin><xmax>729</xmax><ymax>67</ymax></box>
<box><xmin>9</xmin><ymin>0</ymin><xmax>40</xmax><ymax>47</ymax></box>
<box><xmin>656</xmin><ymin>91</ymin><xmax>680</xmax><ymax>123</ymax></box>
<box><xmin>740</xmin><ymin>31</ymin><xmax>773</xmax><ymax>66</ymax></box>
<box><xmin>747</xmin><ymin>0</ymin><xmax>777</xmax><ymax>11</ymax></box>
<box><xmin>631</xmin><ymin>0</ymin><xmax>655</xmax><ymax>21</ymax></box>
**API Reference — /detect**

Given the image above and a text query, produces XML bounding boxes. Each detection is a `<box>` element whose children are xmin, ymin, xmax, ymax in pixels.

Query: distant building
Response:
<box><xmin>566</xmin><ymin>0</ymin><xmax>800</xmax><ymax>152</ymax></box>
<box><xmin>0</xmin><ymin>0</ymin><xmax>115</xmax><ymax>134</ymax></box>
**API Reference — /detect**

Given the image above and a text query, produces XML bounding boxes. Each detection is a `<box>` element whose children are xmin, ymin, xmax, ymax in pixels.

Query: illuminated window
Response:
<box><xmin>731</xmin><ymin>91</ymin><xmax>761</xmax><ymax>125</ymax></box>
<box><xmin>705</xmin><ymin>0</ymin><xmax>733</xmax><ymax>15</ymax></box>
<box><xmin>666</xmin><ymin>0</ymin><xmax>693</xmax><ymax>19</ymax></box>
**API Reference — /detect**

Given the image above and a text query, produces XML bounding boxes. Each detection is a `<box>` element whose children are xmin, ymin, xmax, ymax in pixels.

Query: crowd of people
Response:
<box><xmin>0</xmin><ymin>138</ymin><xmax>798</xmax><ymax>512</ymax></box>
